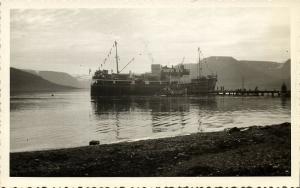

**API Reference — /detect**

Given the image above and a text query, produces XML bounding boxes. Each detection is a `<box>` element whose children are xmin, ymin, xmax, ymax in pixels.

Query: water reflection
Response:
<box><xmin>10</xmin><ymin>91</ymin><xmax>291</xmax><ymax>152</ymax></box>
<box><xmin>91</xmin><ymin>96</ymin><xmax>219</xmax><ymax>137</ymax></box>
<box><xmin>280</xmin><ymin>97</ymin><xmax>289</xmax><ymax>109</ymax></box>
<box><xmin>91</xmin><ymin>95</ymin><xmax>290</xmax><ymax>141</ymax></box>
<box><xmin>149</xmin><ymin>97</ymin><xmax>190</xmax><ymax>133</ymax></box>
<box><xmin>91</xmin><ymin>96</ymin><xmax>218</xmax><ymax>113</ymax></box>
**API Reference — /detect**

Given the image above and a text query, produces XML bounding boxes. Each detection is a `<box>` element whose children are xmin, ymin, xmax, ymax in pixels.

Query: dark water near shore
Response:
<box><xmin>10</xmin><ymin>90</ymin><xmax>290</xmax><ymax>152</ymax></box>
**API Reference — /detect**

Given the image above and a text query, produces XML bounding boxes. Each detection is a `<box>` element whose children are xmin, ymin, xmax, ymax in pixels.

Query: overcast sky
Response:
<box><xmin>11</xmin><ymin>8</ymin><xmax>290</xmax><ymax>75</ymax></box>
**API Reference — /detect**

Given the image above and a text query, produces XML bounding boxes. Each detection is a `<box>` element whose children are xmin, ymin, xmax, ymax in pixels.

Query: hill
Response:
<box><xmin>12</xmin><ymin>57</ymin><xmax>290</xmax><ymax>92</ymax></box>
<box><xmin>22</xmin><ymin>70</ymin><xmax>90</xmax><ymax>89</ymax></box>
<box><xmin>183</xmin><ymin>57</ymin><xmax>290</xmax><ymax>90</ymax></box>
<box><xmin>38</xmin><ymin>71</ymin><xmax>82</xmax><ymax>88</ymax></box>
<box><xmin>10</xmin><ymin>68</ymin><xmax>75</xmax><ymax>93</ymax></box>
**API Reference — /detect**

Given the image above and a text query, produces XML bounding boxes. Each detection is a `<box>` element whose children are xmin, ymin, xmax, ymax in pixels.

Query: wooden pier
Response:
<box><xmin>212</xmin><ymin>90</ymin><xmax>290</xmax><ymax>97</ymax></box>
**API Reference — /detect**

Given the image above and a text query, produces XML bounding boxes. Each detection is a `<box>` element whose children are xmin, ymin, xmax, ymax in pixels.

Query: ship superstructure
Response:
<box><xmin>91</xmin><ymin>41</ymin><xmax>217</xmax><ymax>96</ymax></box>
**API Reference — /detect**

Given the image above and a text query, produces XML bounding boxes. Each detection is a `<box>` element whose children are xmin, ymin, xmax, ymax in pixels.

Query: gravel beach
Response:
<box><xmin>10</xmin><ymin>122</ymin><xmax>291</xmax><ymax>177</ymax></box>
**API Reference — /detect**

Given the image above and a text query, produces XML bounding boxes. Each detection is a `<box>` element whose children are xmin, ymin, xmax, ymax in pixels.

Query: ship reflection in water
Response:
<box><xmin>10</xmin><ymin>91</ymin><xmax>290</xmax><ymax>152</ymax></box>
<box><xmin>91</xmin><ymin>96</ymin><xmax>212</xmax><ymax>137</ymax></box>
<box><xmin>90</xmin><ymin>95</ymin><xmax>289</xmax><ymax>142</ymax></box>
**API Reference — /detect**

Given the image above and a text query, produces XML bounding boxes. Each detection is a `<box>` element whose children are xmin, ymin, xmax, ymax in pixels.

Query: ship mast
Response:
<box><xmin>198</xmin><ymin>47</ymin><xmax>202</xmax><ymax>79</ymax></box>
<box><xmin>115</xmin><ymin>41</ymin><xmax>119</xmax><ymax>74</ymax></box>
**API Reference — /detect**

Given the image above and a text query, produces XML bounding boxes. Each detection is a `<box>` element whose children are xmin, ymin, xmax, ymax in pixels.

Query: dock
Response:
<box><xmin>212</xmin><ymin>90</ymin><xmax>290</xmax><ymax>97</ymax></box>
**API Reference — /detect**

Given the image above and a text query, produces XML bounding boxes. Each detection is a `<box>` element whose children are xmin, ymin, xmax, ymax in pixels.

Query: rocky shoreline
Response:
<box><xmin>10</xmin><ymin>123</ymin><xmax>291</xmax><ymax>177</ymax></box>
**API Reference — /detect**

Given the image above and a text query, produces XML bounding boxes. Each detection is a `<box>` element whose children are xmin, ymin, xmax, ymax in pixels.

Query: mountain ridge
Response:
<box><xmin>10</xmin><ymin>68</ymin><xmax>77</xmax><ymax>93</ymax></box>
<box><xmin>183</xmin><ymin>57</ymin><xmax>290</xmax><ymax>90</ymax></box>
<box><xmin>11</xmin><ymin>56</ymin><xmax>290</xmax><ymax>92</ymax></box>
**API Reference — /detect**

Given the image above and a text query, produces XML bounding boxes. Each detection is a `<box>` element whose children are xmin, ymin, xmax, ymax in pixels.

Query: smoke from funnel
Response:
<box><xmin>148</xmin><ymin>52</ymin><xmax>154</xmax><ymax>64</ymax></box>
<box><xmin>142</xmin><ymin>40</ymin><xmax>154</xmax><ymax>64</ymax></box>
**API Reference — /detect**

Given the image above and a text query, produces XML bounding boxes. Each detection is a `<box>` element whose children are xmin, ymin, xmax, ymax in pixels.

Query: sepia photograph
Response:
<box><xmin>3</xmin><ymin>1</ymin><xmax>297</xmax><ymax>184</ymax></box>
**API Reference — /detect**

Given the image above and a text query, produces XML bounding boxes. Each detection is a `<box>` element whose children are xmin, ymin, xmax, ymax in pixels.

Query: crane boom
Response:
<box><xmin>119</xmin><ymin>58</ymin><xmax>135</xmax><ymax>73</ymax></box>
<box><xmin>181</xmin><ymin>57</ymin><xmax>185</xmax><ymax>64</ymax></box>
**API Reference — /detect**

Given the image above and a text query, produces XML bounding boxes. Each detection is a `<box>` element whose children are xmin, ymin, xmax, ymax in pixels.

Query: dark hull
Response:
<box><xmin>91</xmin><ymin>78</ymin><xmax>217</xmax><ymax>96</ymax></box>
<box><xmin>186</xmin><ymin>78</ymin><xmax>218</xmax><ymax>95</ymax></box>
<box><xmin>91</xmin><ymin>84</ymin><xmax>164</xmax><ymax>96</ymax></box>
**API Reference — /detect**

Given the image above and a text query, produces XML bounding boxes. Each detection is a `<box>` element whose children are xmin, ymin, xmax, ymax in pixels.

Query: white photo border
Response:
<box><xmin>1</xmin><ymin>0</ymin><xmax>300</xmax><ymax>187</ymax></box>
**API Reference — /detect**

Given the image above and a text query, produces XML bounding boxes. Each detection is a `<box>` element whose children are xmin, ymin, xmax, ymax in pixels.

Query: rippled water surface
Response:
<box><xmin>10</xmin><ymin>90</ymin><xmax>291</xmax><ymax>152</ymax></box>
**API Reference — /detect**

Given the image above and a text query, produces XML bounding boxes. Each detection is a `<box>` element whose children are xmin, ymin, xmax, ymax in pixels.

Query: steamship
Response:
<box><xmin>91</xmin><ymin>41</ymin><xmax>217</xmax><ymax>96</ymax></box>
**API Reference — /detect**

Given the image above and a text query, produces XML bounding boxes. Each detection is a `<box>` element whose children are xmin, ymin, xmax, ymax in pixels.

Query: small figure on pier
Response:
<box><xmin>254</xmin><ymin>86</ymin><xmax>259</xmax><ymax>96</ymax></box>
<box><xmin>280</xmin><ymin>82</ymin><xmax>289</xmax><ymax>97</ymax></box>
<box><xmin>281</xmin><ymin>82</ymin><xmax>287</xmax><ymax>94</ymax></box>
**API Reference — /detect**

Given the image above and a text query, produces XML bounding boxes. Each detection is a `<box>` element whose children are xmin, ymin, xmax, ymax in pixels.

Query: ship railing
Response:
<box><xmin>207</xmin><ymin>74</ymin><xmax>218</xmax><ymax>79</ymax></box>
<box><xmin>92</xmin><ymin>78</ymin><xmax>170</xmax><ymax>85</ymax></box>
<box><xmin>92</xmin><ymin>78</ymin><xmax>132</xmax><ymax>82</ymax></box>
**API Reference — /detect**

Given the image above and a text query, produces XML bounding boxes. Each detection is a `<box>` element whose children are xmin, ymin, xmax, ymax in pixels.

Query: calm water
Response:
<box><xmin>10</xmin><ymin>90</ymin><xmax>291</xmax><ymax>152</ymax></box>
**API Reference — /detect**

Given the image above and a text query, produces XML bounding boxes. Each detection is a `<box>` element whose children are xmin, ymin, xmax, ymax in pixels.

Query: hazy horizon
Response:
<box><xmin>11</xmin><ymin>8</ymin><xmax>290</xmax><ymax>76</ymax></box>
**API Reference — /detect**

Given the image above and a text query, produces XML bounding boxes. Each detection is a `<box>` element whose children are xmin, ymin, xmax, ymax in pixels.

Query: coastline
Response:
<box><xmin>10</xmin><ymin>122</ymin><xmax>291</xmax><ymax>177</ymax></box>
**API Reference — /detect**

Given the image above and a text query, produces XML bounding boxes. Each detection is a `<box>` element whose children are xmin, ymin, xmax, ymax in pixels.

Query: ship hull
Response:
<box><xmin>91</xmin><ymin>78</ymin><xmax>217</xmax><ymax>96</ymax></box>
<box><xmin>186</xmin><ymin>77</ymin><xmax>217</xmax><ymax>95</ymax></box>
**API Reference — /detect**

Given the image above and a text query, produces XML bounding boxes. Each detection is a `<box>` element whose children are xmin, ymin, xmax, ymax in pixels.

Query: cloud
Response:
<box><xmin>11</xmin><ymin>8</ymin><xmax>290</xmax><ymax>74</ymax></box>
